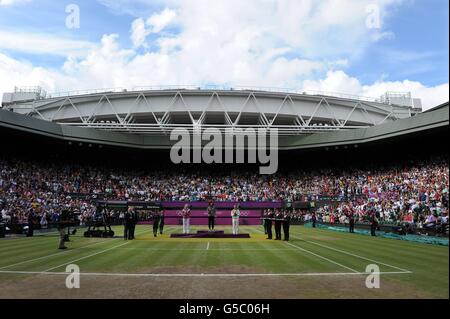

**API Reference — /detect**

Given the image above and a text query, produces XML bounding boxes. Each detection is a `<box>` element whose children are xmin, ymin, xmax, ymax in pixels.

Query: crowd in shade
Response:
<box><xmin>0</xmin><ymin>156</ymin><xmax>448</xmax><ymax>230</ymax></box>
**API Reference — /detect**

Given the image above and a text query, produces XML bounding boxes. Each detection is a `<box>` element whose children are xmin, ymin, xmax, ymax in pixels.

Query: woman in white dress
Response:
<box><xmin>231</xmin><ymin>204</ymin><xmax>240</xmax><ymax>235</ymax></box>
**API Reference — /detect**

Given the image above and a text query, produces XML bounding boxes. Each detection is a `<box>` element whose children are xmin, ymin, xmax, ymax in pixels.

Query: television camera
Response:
<box><xmin>83</xmin><ymin>208</ymin><xmax>115</xmax><ymax>238</ymax></box>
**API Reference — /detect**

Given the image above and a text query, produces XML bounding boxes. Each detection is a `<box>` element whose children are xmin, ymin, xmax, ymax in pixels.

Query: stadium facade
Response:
<box><xmin>0</xmin><ymin>87</ymin><xmax>447</xmax><ymax>150</ymax></box>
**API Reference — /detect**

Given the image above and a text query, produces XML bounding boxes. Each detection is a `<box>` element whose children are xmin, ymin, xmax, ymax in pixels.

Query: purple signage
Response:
<box><xmin>156</xmin><ymin>201</ymin><xmax>282</xmax><ymax>226</ymax></box>
<box><xmin>163</xmin><ymin>209</ymin><xmax>263</xmax><ymax>226</ymax></box>
<box><xmin>160</xmin><ymin>201</ymin><xmax>283</xmax><ymax>209</ymax></box>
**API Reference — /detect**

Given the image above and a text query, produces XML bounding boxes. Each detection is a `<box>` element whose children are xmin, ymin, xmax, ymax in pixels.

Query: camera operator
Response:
<box><xmin>58</xmin><ymin>209</ymin><xmax>72</xmax><ymax>249</ymax></box>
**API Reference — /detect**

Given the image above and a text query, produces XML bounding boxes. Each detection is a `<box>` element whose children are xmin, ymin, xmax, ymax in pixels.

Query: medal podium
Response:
<box><xmin>170</xmin><ymin>230</ymin><xmax>250</xmax><ymax>238</ymax></box>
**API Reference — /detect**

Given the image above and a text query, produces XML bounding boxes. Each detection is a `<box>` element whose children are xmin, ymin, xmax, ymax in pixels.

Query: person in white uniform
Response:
<box><xmin>181</xmin><ymin>204</ymin><xmax>191</xmax><ymax>234</ymax></box>
<box><xmin>231</xmin><ymin>204</ymin><xmax>240</xmax><ymax>235</ymax></box>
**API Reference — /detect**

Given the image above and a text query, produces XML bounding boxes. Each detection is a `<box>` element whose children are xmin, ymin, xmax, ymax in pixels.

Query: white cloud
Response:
<box><xmin>303</xmin><ymin>70</ymin><xmax>449</xmax><ymax>110</ymax></box>
<box><xmin>146</xmin><ymin>7</ymin><xmax>177</xmax><ymax>33</ymax></box>
<box><xmin>130</xmin><ymin>8</ymin><xmax>177</xmax><ymax>48</ymax></box>
<box><xmin>303</xmin><ymin>70</ymin><xmax>363</xmax><ymax>95</ymax></box>
<box><xmin>0</xmin><ymin>53</ymin><xmax>66</xmax><ymax>95</ymax></box>
<box><xmin>129</xmin><ymin>0</ymin><xmax>400</xmax><ymax>54</ymax></box>
<box><xmin>0</xmin><ymin>30</ymin><xmax>97</xmax><ymax>57</ymax></box>
<box><xmin>1</xmin><ymin>42</ymin><xmax>446</xmax><ymax>111</ymax></box>
<box><xmin>131</xmin><ymin>18</ymin><xmax>148</xmax><ymax>48</ymax></box>
<box><xmin>363</xmin><ymin>80</ymin><xmax>449</xmax><ymax>110</ymax></box>
<box><xmin>0</xmin><ymin>0</ymin><xmax>448</xmax><ymax>111</ymax></box>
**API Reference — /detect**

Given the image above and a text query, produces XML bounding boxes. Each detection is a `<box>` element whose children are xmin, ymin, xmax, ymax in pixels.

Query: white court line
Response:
<box><xmin>290</xmin><ymin>234</ymin><xmax>413</xmax><ymax>274</ymax></box>
<box><xmin>0</xmin><ymin>228</ymin><xmax>151</xmax><ymax>271</ymax></box>
<box><xmin>43</xmin><ymin>241</ymin><xmax>130</xmax><ymax>272</ymax></box>
<box><xmin>285</xmin><ymin>241</ymin><xmax>360</xmax><ymax>273</ymax></box>
<box><xmin>0</xmin><ymin>235</ymin><xmax>66</xmax><ymax>251</ymax></box>
<box><xmin>40</xmin><ymin>226</ymin><xmax>171</xmax><ymax>272</ymax></box>
<box><xmin>206</xmin><ymin>242</ymin><xmax>210</xmax><ymax>250</ymax></box>
<box><xmin>133</xmin><ymin>227</ymin><xmax>175</xmax><ymax>239</ymax></box>
<box><xmin>253</xmin><ymin>226</ymin><xmax>412</xmax><ymax>274</ymax></box>
<box><xmin>77</xmin><ymin>247</ymin><xmax>293</xmax><ymax>251</ymax></box>
<box><xmin>0</xmin><ymin>270</ymin><xmax>411</xmax><ymax>277</ymax></box>
<box><xmin>0</xmin><ymin>239</ymin><xmax>112</xmax><ymax>271</ymax></box>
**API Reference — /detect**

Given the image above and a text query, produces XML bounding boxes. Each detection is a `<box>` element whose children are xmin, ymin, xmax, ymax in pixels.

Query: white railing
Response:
<box><xmin>58</xmin><ymin>122</ymin><xmax>369</xmax><ymax>136</ymax></box>
<box><xmin>49</xmin><ymin>87</ymin><xmax>126</xmax><ymax>98</ymax></box>
<box><xmin>45</xmin><ymin>85</ymin><xmax>384</xmax><ymax>104</ymax></box>
<box><xmin>14</xmin><ymin>86</ymin><xmax>47</xmax><ymax>99</ymax></box>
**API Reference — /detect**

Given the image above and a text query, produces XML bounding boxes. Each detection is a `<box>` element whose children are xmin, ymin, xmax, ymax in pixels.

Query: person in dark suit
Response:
<box><xmin>159</xmin><ymin>209</ymin><xmax>165</xmax><ymax>235</ymax></box>
<box><xmin>311</xmin><ymin>212</ymin><xmax>317</xmax><ymax>228</ymax></box>
<box><xmin>370</xmin><ymin>210</ymin><xmax>378</xmax><ymax>237</ymax></box>
<box><xmin>207</xmin><ymin>201</ymin><xmax>216</xmax><ymax>231</ymax></box>
<box><xmin>266</xmin><ymin>209</ymin><xmax>273</xmax><ymax>239</ymax></box>
<box><xmin>282</xmin><ymin>210</ymin><xmax>291</xmax><ymax>241</ymax></box>
<box><xmin>123</xmin><ymin>208</ymin><xmax>132</xmax><ymax>240</ymax></box>
<box><xmin>130</xmin><ymin>208</ymin><xmax>138</xmax><ymax>240</ymax></box>
<box><xmin>26</xmin><ymin>209</ymin><xmax>35</xmax><ymax>237</ymax></box>
<box><xmin>152</xmin><ymin>211</ymin><xmax>160</xmax><ymax>237</ymax></box>
<box><xmin>349</xmin><ymin>211</ymin><xmax>355</xmax><ymax>233</ymax></box>
<box><xmin>263</xmin><ymin>210</ymin><xmax>269</xmax><ymax>234</ymax></box>
<box><xmin>274</xmin><ymin>209</ymin><xmax>283</xmax><ymax>240</ymax></box>
<box><xmin>345</xmin><ymin>205</ymin><xmax>355</xmax><ymax>233</ymax></box>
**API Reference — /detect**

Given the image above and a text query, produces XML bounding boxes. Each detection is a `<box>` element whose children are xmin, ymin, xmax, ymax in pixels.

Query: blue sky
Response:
<box><xmin>0</xmin><ymin>0</ymin><xmax>448</xmax><ymax>109</ymax></box>
<box><xmin>349</xmin><ymin>0</ymin><xmax>449</xmax><ymax>86</ymax></box>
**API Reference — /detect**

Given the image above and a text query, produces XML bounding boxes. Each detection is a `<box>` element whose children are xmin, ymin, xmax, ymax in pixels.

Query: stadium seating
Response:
<box><xmin>0</xmin><ymin>156</ymin><xmax>448</xmax><ymax>235</ymax></box>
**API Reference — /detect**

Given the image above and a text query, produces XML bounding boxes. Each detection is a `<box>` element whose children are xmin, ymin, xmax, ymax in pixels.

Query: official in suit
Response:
<box><xmin>262</xmin><ymin>210</ymin><xmax>268</xmax><ymax>234</ymax></box>
<box><xmin>159</xmin><ymin>209</ymin><xmax>165</xmax><ymax>235</ymax></box>
<box><xmin>123</xmin><ymin>208</ymin><xmax>133</xmax><ymax>240</ymax></box>
<box><xmin>130</xmin><ymin>208</ymin><xmax>138</xmax><ymax>240</ymax></box>
<box><xmin>312</xmin><ymin>212</ymin><xmax>317</xmax><ymax>228</ymax></box>
<box><xmin>370</xmin><ymin>210</ymin><xmax>378</xmax><ymax>237</ymax></box>
<box><xmin>152</xmin><ymin>211</ymin><xmax>160</xmax><ymax>237</ymax></box>
<box><xmin>282</xmin><ymin>211</ymin><xmax>291</xmax><ymax>241</ymax></box>
<box><xmin>26</xmin><ymin>209</ymin><xmax>35</xmax><ymax>237</ymax></box>
<box><xmin>266</xmin><ymin>210</ymin><xmax>273</xmax><ymax>239</ymax></box>
<box><xmin>346</xmin><ymin>207</ymin><xmax>355</xmax><ymax>233</ymax></box>
<box><xmin>274</xmin><ymin>210</ymin><xmax>283</xmax><ymax>240</ymax></box>
<box><xmin>207</xmin><ymin>201</ymin><xmax>216</xmax><ymax>231</ymax></box>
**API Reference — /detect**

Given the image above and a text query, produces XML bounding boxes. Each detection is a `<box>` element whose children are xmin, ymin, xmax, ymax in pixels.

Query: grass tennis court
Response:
<box><xmin>0</xmin><ymin>225</ymin><xmax>448</xmax><ymax>299</ymax></box>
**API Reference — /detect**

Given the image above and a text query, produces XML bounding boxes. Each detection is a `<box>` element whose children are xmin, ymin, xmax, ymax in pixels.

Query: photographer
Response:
<box><xmin>58</xmin><ymin>209</ymin><xmax>71</xmax><ymax>250</ymax></box>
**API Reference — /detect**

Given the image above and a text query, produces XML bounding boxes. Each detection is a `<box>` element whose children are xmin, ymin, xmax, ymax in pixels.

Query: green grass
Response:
<box><xmin>0</xmin><ymin>225</ymin><xmax>448</xmax><ymax>299</ymax></box>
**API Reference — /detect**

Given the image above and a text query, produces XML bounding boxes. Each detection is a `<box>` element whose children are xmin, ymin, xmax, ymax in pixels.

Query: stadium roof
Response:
<box><xmin>0</xmin><ymin>101</ymin><xmax>447</xmax><ymax>150</ymax></box>
<box><xmin>1</xmin><ymin>88</ymin><xmax>421</xmax><ymax>136</ymax></box>
<box><xmin>422</xmin><ymin>101</ymin><xmax>449</xmax><ymax>113</ymax></box>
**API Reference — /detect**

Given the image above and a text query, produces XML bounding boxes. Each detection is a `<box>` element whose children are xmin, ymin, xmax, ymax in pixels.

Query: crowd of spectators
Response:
<box><xmin>1</xmin><ymin>156</ymin><xmax>448</xmax><ymax>233</ymax></box>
